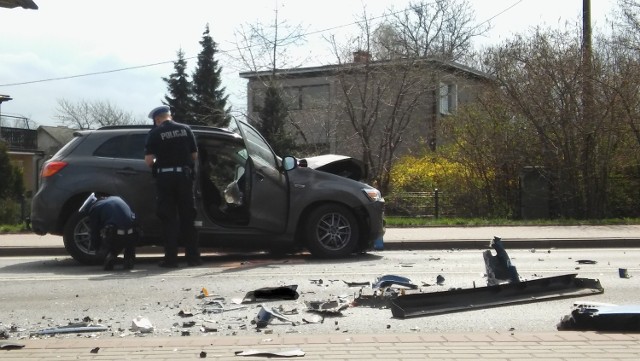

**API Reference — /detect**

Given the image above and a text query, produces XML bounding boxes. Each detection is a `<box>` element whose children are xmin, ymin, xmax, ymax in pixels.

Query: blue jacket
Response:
<box><xmin>88</xmin><ymin>196</ymin><xmax>136</xmax><ymax>242</ymax></box>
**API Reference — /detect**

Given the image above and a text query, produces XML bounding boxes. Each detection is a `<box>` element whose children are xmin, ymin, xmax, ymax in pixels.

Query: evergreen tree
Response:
<box><xmin>192</xmin><ymin>24</ymin><xmax>230</xmax><ymax>127</ymax></box>
<box><xmin>162</xmin><ymin>48</ymin><xmax>195</xmax><ymax>124</ymax></box>
<box><xmin>257</xmin><ymin>85</ymin><xmax>296</xmax><ymax>156</ymax></box>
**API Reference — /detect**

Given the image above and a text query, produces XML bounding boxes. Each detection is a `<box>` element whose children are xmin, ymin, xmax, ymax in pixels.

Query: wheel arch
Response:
<box><xmin>293</xmin><ymin>200</ymin><xmax>369</xmax><ymax>250</ymax></box>
<box><xmin>55</xmin><ymin>191</ymin><xmax>112</xmax><ymax>235</ymax></box>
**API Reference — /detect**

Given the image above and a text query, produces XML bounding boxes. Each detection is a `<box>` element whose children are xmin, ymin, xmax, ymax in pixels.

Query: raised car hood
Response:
<box><xmin>302</xmin><ymin>154</ymin><xmax>366</xmax><ymax>181</ymax></box>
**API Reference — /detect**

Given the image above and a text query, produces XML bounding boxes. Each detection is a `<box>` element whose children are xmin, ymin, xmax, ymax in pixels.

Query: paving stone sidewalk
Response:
<box><xmin>2</xmin><ymin>332</ymin><xmax>640</xmax><ymax>360</ymax></box>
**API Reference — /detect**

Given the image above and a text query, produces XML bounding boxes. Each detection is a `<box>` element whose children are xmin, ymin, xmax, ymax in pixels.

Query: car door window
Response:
<box><xmin>94</xmin><ymin>135</ymin><xmax>127</xmax><ymax>158</ymax></box>
<box><xmin>93</xmin><ymin>134</ymin><xmax>146</xmax><ymax>159</ymax></box>
<box><xmin>241</xmin><ymin>125</ymin><xmax>278</xmax><ymax>168</ymax></box>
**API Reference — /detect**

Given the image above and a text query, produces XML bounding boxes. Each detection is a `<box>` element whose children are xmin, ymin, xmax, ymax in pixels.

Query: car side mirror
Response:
<box><xmin>282</xmin><ymin>156</ymin><xmax>297</xmax><ymax>171</ymax></box>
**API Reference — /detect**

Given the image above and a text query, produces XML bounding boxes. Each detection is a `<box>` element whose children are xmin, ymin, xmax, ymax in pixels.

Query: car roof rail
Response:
<box><xmin>97</xmin><ymin>125</ymin><xmax>152</xmax><ymax>130</ymax></box>
<box><xmin>96</xmin><ymin>124</ymin><xmax>233</xmax><ymax>134</ymax></box>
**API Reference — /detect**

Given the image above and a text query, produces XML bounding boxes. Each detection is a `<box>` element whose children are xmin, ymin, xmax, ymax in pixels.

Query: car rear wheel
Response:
<box><xmin>304</xmin><ymin>204</ymin><xmax>359</xmax><ymax>258</ymax></box>
<box><xmin>63</xmin><ymin>211</ymin><xmax>102</xmax><ymax>265</ymax></box>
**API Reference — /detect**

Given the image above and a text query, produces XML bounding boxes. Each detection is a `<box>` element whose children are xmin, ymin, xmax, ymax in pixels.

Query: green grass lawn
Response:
<box><xmin>385</xmin><ymin>217</ymin><xmax>640</xmax><ymax>227</ymax></box>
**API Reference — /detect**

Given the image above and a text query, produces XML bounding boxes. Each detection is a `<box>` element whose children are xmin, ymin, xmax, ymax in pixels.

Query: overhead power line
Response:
<box><xmin>0</xmin><ymin>0</ymin><xmax>523</xmax><ymax>87</ymax></box>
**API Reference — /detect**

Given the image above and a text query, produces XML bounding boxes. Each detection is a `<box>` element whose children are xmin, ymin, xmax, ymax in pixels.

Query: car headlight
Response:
<box><xmin>362</xmin><ymin>187</ymin><xmax>383</xmax><ymax>202</ymax></box>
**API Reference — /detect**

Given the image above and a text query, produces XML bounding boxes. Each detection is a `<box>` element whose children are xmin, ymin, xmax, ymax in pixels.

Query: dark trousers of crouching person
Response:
<box><xmin>99</xmin><ymin>225</ymin><xmax>137</xmax><ymax>270</ymax></box>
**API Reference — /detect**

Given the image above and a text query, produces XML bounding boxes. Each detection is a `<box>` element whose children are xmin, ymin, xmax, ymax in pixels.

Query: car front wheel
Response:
<box><xmin>63</xmin><ymin>211</ymin><xmax>102</xmax><ymax>265</ymax></box>
<box><xmin>304</xmin><ymin>204</ymin><xmax>359</xmax><ymax>258</ymax></box>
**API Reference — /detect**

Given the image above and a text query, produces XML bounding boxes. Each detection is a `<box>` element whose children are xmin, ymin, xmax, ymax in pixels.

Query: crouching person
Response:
<box><xmin>79</xmin><ymin>193</ymin><xmax>138</xmax><ymax>270</ymax></box>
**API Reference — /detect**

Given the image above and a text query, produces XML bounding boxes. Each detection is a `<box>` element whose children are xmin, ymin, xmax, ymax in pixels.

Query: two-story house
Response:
<box><xmin>240</xmin><ymin>53</ymin><xmax>491</xmax><ymax>162</ymax></box>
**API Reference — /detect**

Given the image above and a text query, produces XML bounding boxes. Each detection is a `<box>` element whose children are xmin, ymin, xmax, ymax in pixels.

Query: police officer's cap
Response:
<box><xmin>148</xmin><ymin>105</ymin><xmax>170</xmax><ymax>120</ymax></box>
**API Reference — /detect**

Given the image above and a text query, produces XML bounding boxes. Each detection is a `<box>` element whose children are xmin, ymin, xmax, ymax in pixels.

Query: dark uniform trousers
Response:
<box><xmin>100</xmin><ymin>226</ymin><xmax>137</xmax><ymax>267</ymax></box>
<box><xmin>155</xmin><ymin>170</ymin><xmax>199</xmax><ymax>262</ymax></box>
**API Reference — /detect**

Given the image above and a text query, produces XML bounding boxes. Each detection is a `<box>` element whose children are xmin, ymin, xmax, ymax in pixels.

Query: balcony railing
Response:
<box><xmin>0</xmin><ymin>126</ymin><xmax>38</xmax><ymax>151</ymax></box>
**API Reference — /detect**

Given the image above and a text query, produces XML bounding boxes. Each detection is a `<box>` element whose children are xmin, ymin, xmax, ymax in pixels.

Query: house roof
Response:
<box><xmin>0</xmin><ymin>0</ymin><xmax>38</xmax><ymax>9</ymax></box>
<box><xmin>37</xmin><ymin>125</ymin><xmax>75</xmax><ymax>145</ymax></box>
<box><xmin>239</xmin><ymin>57</ymin><xmax>492</xmax><ymax>81</ymax></box>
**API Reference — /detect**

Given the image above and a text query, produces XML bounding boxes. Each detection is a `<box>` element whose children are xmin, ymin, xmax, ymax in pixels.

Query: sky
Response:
<box><xmin>0</xmin><ymin>0</ymin><xmax>619</xmax><ymax>128</ymax></box>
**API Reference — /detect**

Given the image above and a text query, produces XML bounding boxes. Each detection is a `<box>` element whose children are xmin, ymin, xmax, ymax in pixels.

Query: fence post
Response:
<box><xmin>434</xmin><ymin>188</ymin><xmax>439</xmax><ymax>219</ymax></box>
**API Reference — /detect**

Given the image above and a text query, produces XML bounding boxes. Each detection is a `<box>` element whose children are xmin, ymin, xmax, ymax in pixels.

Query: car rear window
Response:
<box><xmin>94</xmin><ymin>133</ymin><xmax>146</xmax><ymax>160</ymax></box>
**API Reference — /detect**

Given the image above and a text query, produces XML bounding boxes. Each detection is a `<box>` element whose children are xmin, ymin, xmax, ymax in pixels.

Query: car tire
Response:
<box><xmin>304</xmin><ymin>204</ymin><xmax>359</xmax><ymax>258</ymax></box>
<box><xmin>63</xmin><ymin>211</ymin><xmax>102</xmax><ymax>265</ymax></box>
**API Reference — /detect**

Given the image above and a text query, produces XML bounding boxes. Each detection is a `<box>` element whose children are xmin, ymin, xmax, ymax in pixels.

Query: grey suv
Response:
<box><xmin>31</xmin><ymin>119</ymin><xmax>385</xmax><ymax>264</ymax></box>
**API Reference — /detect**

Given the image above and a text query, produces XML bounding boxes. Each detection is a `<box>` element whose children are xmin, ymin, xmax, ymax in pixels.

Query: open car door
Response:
<box><xmin>232</xmin><ymin>119</ymin><xmax>289</xmax><ymax>233</ymax></box>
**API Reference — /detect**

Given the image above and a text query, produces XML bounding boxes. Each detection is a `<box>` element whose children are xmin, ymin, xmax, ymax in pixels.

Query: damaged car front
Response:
<box><xmin>281</xmin><ymin>155</ymin><xmax>385</xmax><ymax>257</ymax></box>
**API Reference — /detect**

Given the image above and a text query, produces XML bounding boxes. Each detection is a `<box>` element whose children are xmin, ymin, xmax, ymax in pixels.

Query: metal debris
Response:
<box><xmin>35</xmin><ymin>322</ymin><xmax>108</xmax><ymax>335</ymax></box>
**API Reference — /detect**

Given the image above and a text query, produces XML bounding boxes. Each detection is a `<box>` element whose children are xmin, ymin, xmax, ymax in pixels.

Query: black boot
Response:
<box><xmin>103</xmin><ymin>252</ymin><xmax>116</xmax><ymax>271</ymax></box>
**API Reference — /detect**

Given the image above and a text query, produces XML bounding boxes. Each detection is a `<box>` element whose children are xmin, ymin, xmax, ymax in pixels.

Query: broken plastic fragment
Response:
<box><xmin>372</xmin><ymin>275</ymin><xmax>418</xmax><ymax>289</ymax></box>
<box><xmin>202</xmin><ymin>300</ymin><xmax>225</xmax><ymax>314</ymax></box>
<box><xmin>558</xmin><ymin>303</ymin><xmax>640</xmax><ymax>331</ymax></box>
<box><xmin>0</xmin><ymin>341</ymin><xmax>25</xmax><ymax>349</ymax></box>
<box><xmin>305</xmin><ymin>299</ymin><xmax>349</xmax><ymax>314</ymax></box>
<box><xmin>343</xmin><ymin>280</ymin><xmax>370</xmax><ymax>287</ymax></box>
<box><xmin>302</xmin><ymin>314</ymin><xmax>323</xmax><ymax>324</ymax></box>
<box><xmin>178</xmin><ymin>308</ymin><xmax>194</xmax><ymax>317</ymax></box>
<box><xmin>576</xmin><ymin>260</ymin><xmax>597</xmax><ymax>265</ymax></box>
<box><xmin>619</xmin><ymin>268</ymin><xmax>631</xmax><ymax>278</ymax></box>
<box><xmin>253</xmin><ymin>304</ymin><xmax>294</xmax><ymax>328</ymax></box>
<box><xmin>242</xmin><ymin>285</ymin><xmax>299</xmax><ymax>303</ymax></box>
<box><xmin>234</xmin><ymin>348</ymin><xmax>305</xmax><ymax>357</ymax></box>
<box><xmin>130</xmin><ymin>316</ymin><xmax>154</xmax><ymax>333</ymax></box>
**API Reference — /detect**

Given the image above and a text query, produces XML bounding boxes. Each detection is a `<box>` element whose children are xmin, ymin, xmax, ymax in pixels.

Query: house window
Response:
<box><xmin>282</xmin><ymin>87</ymin><xmax>301</xmax><ymax>110</ymax></box>
<box><xmin>300</xmin><ymin>85</ymin><xmax>329</xmax><ymax>109</ymax></box>
<box><xmin>252</xmin><ymin>84</ymin><xmax>330</xmax><ymax>112</ymax></box>
<box><xmin>439</xmin><ymin>82</ymin><xmax>457</xmax><ymax>115</ymax></box>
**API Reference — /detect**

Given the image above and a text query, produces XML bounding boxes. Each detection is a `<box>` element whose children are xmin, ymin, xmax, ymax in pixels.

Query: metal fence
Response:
<box><xmin>0</xmin><ymin>125</ymin><xmax>38</xmax><ymax>151</ymax></box>
<box><xmin>384</xmin><ymin>190</ymin><xmax>455</xmax><ymax>218</ymax></box>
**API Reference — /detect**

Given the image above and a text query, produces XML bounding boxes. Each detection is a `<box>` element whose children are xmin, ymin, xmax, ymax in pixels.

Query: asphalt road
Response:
<box><xmin>0</xmin><ymin>247</ymin><xmax>638</xmax><ymax>339</ymax></box>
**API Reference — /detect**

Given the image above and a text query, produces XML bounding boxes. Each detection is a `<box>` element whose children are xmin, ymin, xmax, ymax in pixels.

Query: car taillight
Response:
<box><xmin>41</xmin><ymin>161</ymin><xmax>68</xmax><ymax>177</ymax></box>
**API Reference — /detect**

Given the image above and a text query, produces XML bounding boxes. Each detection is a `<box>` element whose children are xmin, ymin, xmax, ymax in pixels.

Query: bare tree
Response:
<box><xmin>377</xmin><ymin>0</ymin><xmax>489</xmax><ymax>62</ymax></box>
<box><xmin>328</xmin><ymin>9</ymin><xmax>439</xmax><ymax>193</ymax></box>
<box><xmin>232</xmin><ymin>5</ymin><xmax>308</xmax><ymax>150</ymax></box>
<box><xmin>481</xmin><ymin>26</ymin><xmax>630</xmax><ymax>218</ymax></box>
<box><xmin>231</xmin><ymin>6</ymin><xmax>307</xmax><ymax>75</ymax></box>
<box><xmin>55</xmin><ymin>99</ymin><xmax>141</xmax><ymax>130</ymax></box>
<box><xmin>615</xmin><ymin>0</ymin><xmax>640</xmax><ymax>51</ymax></box>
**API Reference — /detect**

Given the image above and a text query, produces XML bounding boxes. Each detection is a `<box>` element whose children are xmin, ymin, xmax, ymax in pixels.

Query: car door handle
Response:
<box><xmin>255</xmin><ymin>172</ymin><xmax>265</xmax><ymax>181</ymax></box>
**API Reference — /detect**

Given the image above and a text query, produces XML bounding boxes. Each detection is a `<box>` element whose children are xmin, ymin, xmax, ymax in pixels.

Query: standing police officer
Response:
<box><xmin>144</xmin><ymin>106</ymin><xmax>202</xmax><ymax>268</ymax></box>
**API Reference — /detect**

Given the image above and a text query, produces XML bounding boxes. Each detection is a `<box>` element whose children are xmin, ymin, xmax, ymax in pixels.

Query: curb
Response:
<box><xmin>4</xmin><ymin>238</ymin><xmax>640</xmax><ymax>257</ymax></box>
